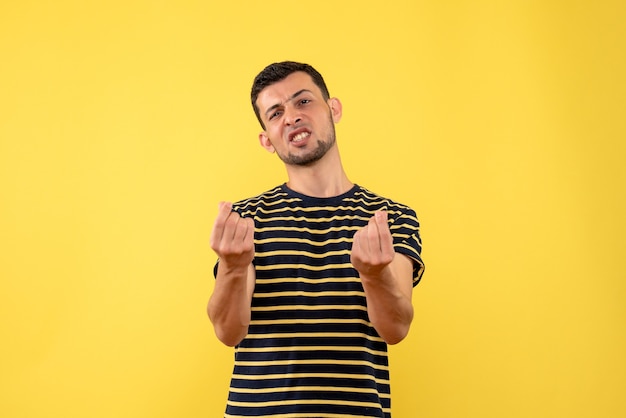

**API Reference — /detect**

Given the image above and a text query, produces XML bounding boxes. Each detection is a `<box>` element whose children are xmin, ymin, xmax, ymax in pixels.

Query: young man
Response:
<box><xmin>208</xmin><ymin>61</ymin><xmax>425</xmax><ymax>418</ymax></box>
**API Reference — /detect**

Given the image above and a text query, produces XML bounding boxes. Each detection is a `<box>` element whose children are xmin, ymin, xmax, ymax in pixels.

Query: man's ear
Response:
<box><xmin>328</xmin><ymin>97</ymin><xmax>343</xmax><ymax>123</ymax></box>
<box><xmin>258</xmin><ymin>132</ymin><xmax>275</xmax><ymax>153</ymax></box>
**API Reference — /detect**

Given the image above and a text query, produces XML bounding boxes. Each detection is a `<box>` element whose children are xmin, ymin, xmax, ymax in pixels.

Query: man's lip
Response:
<box><xmin>288</xmin><ymin>127</ymin><xmax>311</xmax><ymax>141</ymax></box>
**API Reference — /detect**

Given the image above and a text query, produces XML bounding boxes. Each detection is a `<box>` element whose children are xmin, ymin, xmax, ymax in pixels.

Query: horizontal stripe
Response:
<box><xmin>255</xmin><ymin>236</ymin><xmax>353</xmax><ymax>246</ymax></box>
<box><xmin>243</xmin><ymin>332</ymin><xmax>382</xmax><ymax>342</ymax></box>
<box><xmin>225</xmin><ymin>412</ymin><xmax>386</xmax><ymax>418</ymax></box>
<box><xmin>229</xmin><ymin>384</ymin><xmax>389</xmax><ymax>397</ymax></box>
<box><xmin>235</xmin><ymin>345</ymin><xmax>388</xmax><ymax>357</ymax></box>
<box><xmin>251</xmin><ymin>210</ymin><xmax>371</xmax><ymax>221</ymax></box>
<box><xmin>249</xmin><ymin>318</ymin><xmax>371</xmax><ymax>326</ymax></box>
<box><xmin>249</xmin><ymin>204</ymin><xmax>397</xmax><ymax>214</ymax></box>
<box><xmin>253</xmin><ymin>291</ymin><xmax>364</xmax><ymax>298</ymax></box>
<box><xmin>256</xmin><ymin>225</ymin><xmax>362</xmax><ymax>234</ymax></box>
<box><xmin>234</xmin><ymin>359</ymin><xmax>388</xmax><ymax>372</ymax></box>
<box><xmin>397</xmin><ymin>242</ymin><xmax>423</xmax><ymax>253</ymax></box>
<box><xmin>250</xmin><ymin>305</ymin><xmax>368</xmax><ymax>312</ymax></box>
<box><xmin>227</xmin><ymin>398</ymin><xmax>383</xmax><ymax>409</ymax></box>
<box><xmin>256</xmin><ymin>249</ymin><xmax>351</xmax><ymax>259</ymax></box>
<box><xmin>231</xmin><ymin>372</ymin><xmax>388</xmax><ymax>385</ymax></box>
<box><xmin>255</xmin><ymin>277</ymin><xmax>361</xmax><ymax>285</ymax></box>
<box><xmin>255</xmin><ymin>263</ymin><xmax>354</xmax><ymax>271</ymax></box>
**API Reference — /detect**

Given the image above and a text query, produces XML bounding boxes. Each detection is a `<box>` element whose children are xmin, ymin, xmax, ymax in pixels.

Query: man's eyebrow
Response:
<box><xmin>264</xmin><ymin>89</ymin><xmax>312</xmax><ymax>117</ymax></box>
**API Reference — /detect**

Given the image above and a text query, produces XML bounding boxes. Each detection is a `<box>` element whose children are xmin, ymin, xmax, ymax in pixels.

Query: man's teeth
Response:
<box><xmin>292</xmin><ymin>132</ymin><xmax>310</xmax><ymax>142</ymax></box>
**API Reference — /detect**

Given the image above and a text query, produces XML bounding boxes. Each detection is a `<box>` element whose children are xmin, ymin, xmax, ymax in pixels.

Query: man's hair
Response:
<box><xmin>251</xmin><ymin>61</ymin><xmax>330</xmax><ymax>129</ymax></box>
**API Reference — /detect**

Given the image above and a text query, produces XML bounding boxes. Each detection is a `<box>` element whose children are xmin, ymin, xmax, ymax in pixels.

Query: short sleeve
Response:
<box><xmin>389</xmin><ymin>208</ymin><xmax>425</xmax><ymax>287</ymax></box>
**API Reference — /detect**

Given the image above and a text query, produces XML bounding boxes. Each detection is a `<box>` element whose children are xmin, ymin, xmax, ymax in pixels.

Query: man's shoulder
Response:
<box><xmin>352</xmin><ymin>185</ymin><xmax>415</xmax><ymax>214</ymax></box>
<box><xmin>232</xmin><ymin>184</ymin><xmax>290</xmax><ymax>213</ymax></box>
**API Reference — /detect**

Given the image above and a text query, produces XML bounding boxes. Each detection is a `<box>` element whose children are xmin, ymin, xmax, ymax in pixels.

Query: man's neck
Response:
<box><xmin>284</xmin><ymin>152</ymin><xmax>353</xmax><ymax>198</ymax></box>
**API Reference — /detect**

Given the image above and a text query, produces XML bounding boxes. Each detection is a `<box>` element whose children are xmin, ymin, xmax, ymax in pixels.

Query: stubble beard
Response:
<box><xmin>276</xmin><ymin>113</ymin><xmax>337</xmax><ymax>167</ymax></box>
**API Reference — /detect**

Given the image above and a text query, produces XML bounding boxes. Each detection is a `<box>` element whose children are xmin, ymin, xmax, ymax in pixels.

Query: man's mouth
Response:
<box><xmin>288</xmin><ymin>127</ymin><xmax>311</xmax><ymax>143</ymax></box>
<box><xmin>291</xmin><ymin>131</ymin><xmax>310</xmax><ymax>143</ymax></box>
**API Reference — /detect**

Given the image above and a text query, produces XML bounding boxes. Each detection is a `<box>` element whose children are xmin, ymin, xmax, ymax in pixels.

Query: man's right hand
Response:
<box><xmin>209</xmin><ymin>202</ymin><xmax>255</xmax><ymax>270</ymax></box>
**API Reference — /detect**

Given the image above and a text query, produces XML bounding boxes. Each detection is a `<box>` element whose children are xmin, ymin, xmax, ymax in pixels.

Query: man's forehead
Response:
<box><xmin>257</xmin><ymin>72</ymin><xmax>319</xmax><ymax>104</ymax></box>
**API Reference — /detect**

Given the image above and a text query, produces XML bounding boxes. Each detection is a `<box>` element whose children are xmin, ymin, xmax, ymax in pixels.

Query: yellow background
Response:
<box><xmin>1</xmin><ymin>1</ymin><xmax>624</xmax><ymax>417</ymax></box>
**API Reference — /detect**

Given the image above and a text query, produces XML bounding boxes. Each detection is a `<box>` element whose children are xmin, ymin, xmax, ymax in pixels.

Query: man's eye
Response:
<box><xmin>269</xmin><ymin>110</ymin><xmax>282</xmax><ymax>120</ymax></box>
<box><xmin>300</xmin><ymin>99</ymin><xmax>311</xmax><ymax>105</ymax></box>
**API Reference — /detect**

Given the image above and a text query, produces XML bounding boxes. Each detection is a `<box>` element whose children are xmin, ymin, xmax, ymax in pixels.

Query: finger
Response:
<box><xmin>223</xmin><ymin>209</ymin><xmax>242</xmax><ymax>242</ymax></box>
<box><xmin>351</xmin><ymin>229</ymin><xmax>365</xmax><ymax>267</ymax></box>
<box><xmin>242</xmin><ymin>217</ymin><xmax>255</xmax><ymax>247</ymax></box>
<box><xmin>367</xmin><ymin>216</ymin><xmax>379</xmax><ymax>252</ymax></box>
<box><xmin>210</xmin><ymin>201</ymin><xmax>232</xmax><ymax>247</ymax></box>
<box><xmin>375</xmin><ymin>211</ymin><xmax>394</xmax><ymax>255</ymax></box>
<box><xmin>232</xmin><ymin>214</ymin><xmax>250</xmax><ymax>243</ymax></box>
<box><xmin>352</xmin><ymin>229</ymin><xmax>362</xmax><ymax>252</ymax></box>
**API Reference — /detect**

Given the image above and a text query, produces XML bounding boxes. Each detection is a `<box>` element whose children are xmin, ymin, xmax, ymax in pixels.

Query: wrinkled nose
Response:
<box><xmin>284</xmin><ymin>106</ymin><xmax>301</xmax><ymax>126</ymax></box>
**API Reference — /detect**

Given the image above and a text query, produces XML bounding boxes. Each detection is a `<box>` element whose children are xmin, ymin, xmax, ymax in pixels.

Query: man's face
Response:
<box><xmin>256</xmin><ymin>71</ymin><xmax>342</xmax><ymax>167</ymax></box>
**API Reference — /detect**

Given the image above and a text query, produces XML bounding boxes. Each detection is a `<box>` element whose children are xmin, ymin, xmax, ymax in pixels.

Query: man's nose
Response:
<box><xmin>284</xmin><ymin>106</ymin><xmax>302</xmax><ymax>125</ymax></box>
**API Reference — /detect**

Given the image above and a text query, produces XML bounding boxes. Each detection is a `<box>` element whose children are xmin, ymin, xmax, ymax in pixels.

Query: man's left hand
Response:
<box><xmin>350</xmin><ymin>211</ymin><xmax>395</xmax><ymax>277</ymax></box>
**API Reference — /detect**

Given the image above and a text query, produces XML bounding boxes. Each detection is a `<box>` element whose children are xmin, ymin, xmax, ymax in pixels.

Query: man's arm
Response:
<box><xmin>351</xmin><ymin>210</ymin><xmax>415</xmax><ymax>345</ymax></box>
<box><xmin>207</xmin><ymin>202</ymin><xmax>256</xmax><ymax>347</ymax></box>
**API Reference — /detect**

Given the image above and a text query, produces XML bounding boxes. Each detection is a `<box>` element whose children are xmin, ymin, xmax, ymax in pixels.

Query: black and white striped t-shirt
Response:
<box><xmin>217</xmin><ymin>184</ymin><xmax>424</xmax><ymax>418</ymax></box>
